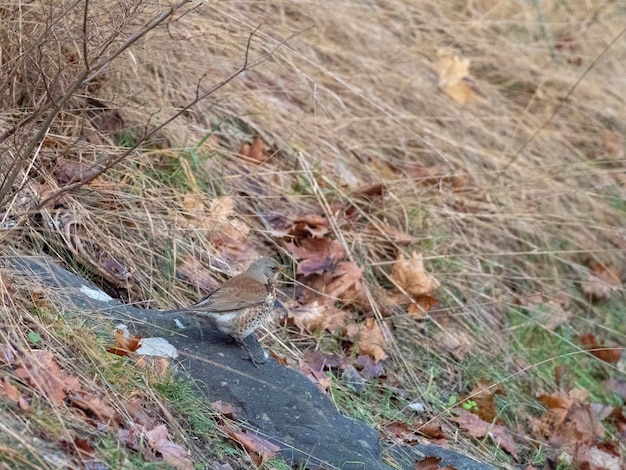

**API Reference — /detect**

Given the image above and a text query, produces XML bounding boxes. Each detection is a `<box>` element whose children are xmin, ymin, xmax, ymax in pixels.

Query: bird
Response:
<box><xmin>163</xmin><ymin>257</ymin><xmax>284</xmax><ymax>363</ymax></box>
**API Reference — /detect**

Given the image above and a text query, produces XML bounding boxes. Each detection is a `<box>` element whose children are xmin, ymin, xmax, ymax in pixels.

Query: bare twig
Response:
<box><xmin>82</xmin><ymin>0</ymin><xmax>90</xmax><ymax>70</ymax></box>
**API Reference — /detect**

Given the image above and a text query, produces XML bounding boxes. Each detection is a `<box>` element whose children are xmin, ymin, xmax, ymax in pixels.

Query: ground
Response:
<box><xmin>0</xmin><ymin>1</ymin><xmax>625</xmax><ymax>469</ymax></box>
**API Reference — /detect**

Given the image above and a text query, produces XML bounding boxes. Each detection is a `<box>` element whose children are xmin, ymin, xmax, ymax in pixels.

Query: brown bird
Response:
<box><xmin>164</xmin><ymin>257</ymin><xmax>284</xmax><ymax>362</ymax></box>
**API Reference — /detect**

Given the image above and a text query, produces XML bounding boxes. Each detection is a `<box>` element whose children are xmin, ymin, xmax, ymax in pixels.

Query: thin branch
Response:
<box><xmin>82</xmin><ymin>0</ymin><xmax>90</xmax><ymax>70</ymax></box>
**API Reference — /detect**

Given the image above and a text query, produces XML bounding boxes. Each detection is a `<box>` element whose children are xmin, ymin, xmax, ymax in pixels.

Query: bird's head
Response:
<box><xmin>247</xmin><ymin>257</ymin><xmax>285</xmax><ymax>284</ymax></box>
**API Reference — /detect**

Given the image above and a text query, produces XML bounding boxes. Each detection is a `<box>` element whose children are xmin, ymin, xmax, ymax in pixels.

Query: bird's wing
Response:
<box><xmin>187</xmin><ymin>276</ymin><xmax>267</xmax><ymax>312</ymax></box>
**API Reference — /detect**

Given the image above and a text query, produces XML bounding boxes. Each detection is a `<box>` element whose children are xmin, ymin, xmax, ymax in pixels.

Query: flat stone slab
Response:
<box><xmin>2</xmin><ymin>256</ymin><xmax>497</xmax><ymax>470</ymax></box>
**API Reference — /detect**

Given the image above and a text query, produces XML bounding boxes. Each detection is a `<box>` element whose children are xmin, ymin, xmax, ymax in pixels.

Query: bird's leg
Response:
<box><xmin>236</xmin><ymin>335</ymin><xmax>268</xmax><ymax>366</ymax></box>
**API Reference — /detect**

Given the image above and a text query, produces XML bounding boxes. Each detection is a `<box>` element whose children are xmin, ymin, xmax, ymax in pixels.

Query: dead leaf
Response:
<box><xmin>73</xmin><ymin>437</ymin><xmax>95</xmax><ymax>458</ymax></box>
<box><xmin>238</xmin><ymin>137</ymin><xmax>266</xmax><ymax>164</ymax></box>
<box><xmin>288</xmin><ymin>213</ymin><xmax>330</xmax><ymax>239</ymax></box>
<box><xmin>452</xmin><ymin>410</ymin><xmax>490</xmax><ymax>437</ymax></box>
<box><xmin>107</xmin><ymin>326</ymin><xmax>142</xmax><ymax>356</ymax></box>
<box><xmin>212</xmin><ymin>400</ymin><xmax>237</xmax><ymax>419</ymax></box>
<box><xmin>122</xmin><ymin>398</ymin><xmax>154</xmax><ymax>428</ymax></box>
<box><xmin>0</xmin><ymin>376</ymin><xmax>21</xmax><ymax>403</ymax></box>
<box><xmin>302</xmin><ymin>349</ymin><xmax>345</xmax><ymax>371</ymax></box>
<box><xmin>354</xmin><ymin>355</ymin><xmax>385</xmax><ymax>379</ymax></box>
<box><xmin>345</xmin><ymin>318</ymin><xmax>388</xmax><ymax>362</ymax></box>
<box><xmin>576</xmin><ymin>444</ymin><xmax>622</xmax><ymax>470</ymax></box>
<box><xmin>489</xmin><ymin>425</ymin><xmax>519</xmax><ymax>460</ymax></box>
<box><xmin>324</xmin><ymin>261</ymin><xmax>368</xmax><ymax>306</ymax></box>
<box><xmin>390</xmin><ymin>251</ymin><xmax>440</xmax><ymax>297</ymax></box>
<box><xmin>299</xmin><ymin>362</ymin><xmax>332</xmax><ymax>392</ymax></box>
<box><xmin>432</xmin><ymin>329</ymin><xmax>473</xmax><ymax>361</ymax></box>
<box><xmin>581</xmin><ymin>263</ymin><xmax>622</xmax><ymax>301</ymax></box>
<box><xmin>342</xmin><ymin>365</ymin><xmax>366</xmax><ymax>393</ymax></box>
<box><xmin>537</xmin><ymin>389</ymin><xmax>605</xmax><ymax>446</ymax></box>
<box><xmin>287</xmin><ymin>302</ymin><xmax>334</xmax><ymax>333</ymax></box>
<box><xmin>463</xmin><ymin>380</ymin><xmax>505</xmax><ymax>423</ymax></box>
<box><xmin>299</xmin><ymin>350</ymin><xmax>344</xmax><ymax>393</ymax></box>
<box><xmin>452</xmin><ymin>410</ymin><xmax>518</xmax><ymax>459</ymax></box>
<box><xmin>14</xmin><ymin>350</ymin><xmax>82</xmax><ymax>405</ymax></box>
<box><xmin>210</xmin><ymin>232</ymin><xmax>259</xmax><ymax>265</ymax></box>
<box><xmin>287</xmin><ymin>237</ymin><xmax>346</xmax><ymax>276</ymax></box>
<box><xmin>228</xmin><ymin>429</ymin><xmax>280</xmax><ymax>466</ymax></box>
<box><xmin>578</xmin><ymin>334</ymin><xmax>622</xmax><ymax>364</ymax></box>
<box><xmin>145</xmin><ymin>425</ymin><xmax>194</xmax><ymax>470</ymax></box>
<box><xmin>603</xmin><ymin>130</ymin><xmax>624</xmax><ymax>161</ymax></box>
<box><xmin>415</xmin><ymin>456</ymin><xmax>455</xmax><ymax>470</ymax></box>
<box><xmin>385</xmin><ymin>421</ymin><xmax>417</xmax><ymax>443</ymax></box>
<box><xmin>70</xmin><ymin>392</ymin><xmax>121</xmax><ymax>426</ymax></box>
<box><xmin>433</xmin><ymin>49</ymin><xmax>477</xmax><ymax>104</ymax></box>
<box><xmin>407</xmin><ymin>296</ymin><xmax>440</xmax><ymax>318</ymax></box>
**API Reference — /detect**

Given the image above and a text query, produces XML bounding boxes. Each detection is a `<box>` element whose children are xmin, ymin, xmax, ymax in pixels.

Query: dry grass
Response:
<box><xmin>1</xmin><ymin>0</ymin><xmax>625</xmax><ymax>468</ymax></box>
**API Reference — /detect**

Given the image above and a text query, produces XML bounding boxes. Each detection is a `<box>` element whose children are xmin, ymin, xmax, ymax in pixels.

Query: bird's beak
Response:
<box><xmin>278</xmin><ymin>264</ymin><xmax>287</xmax><ymax>272</ymax></box>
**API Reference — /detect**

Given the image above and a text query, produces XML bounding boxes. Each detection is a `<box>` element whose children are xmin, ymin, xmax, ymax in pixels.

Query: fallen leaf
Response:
<box><xmin>14</xmin><ymin>350</ymin><xmax>82</xmax><ymax>405</ymax></box>
<box><xmin>603</xmin><ymin>130</ymin><xmax>624</xmax><ymax>161</ymax></box>
<box><xmin>122</xmin><ymin>398</ymin><xmax>154</xmax><ymax>428</ymax></box>
<box><xmin>287</xmin><ymin>237</ymin><xmax>346</xmax><ymax>276</ymax></box>
<box><xmin>578</xmin><ymin>334</ymin><xmax>622</xmax><ymax>364</ymax></box>
<box><xmin>354</xmin><ymin>355</ymin><xmax>385</xmax><ymax>379</ymax></box>
<box><xmin>324</xmin><ymin>261</ymin><xmax>368</xmax><ymax>306</ymax></box>
<box><xmin>212</xmin><ymin>400</ymin><xmax>237</xmax><ymax>419</ymax></box>
<box><xmin>433</xmin><ymin>48</ymin><xmax>477</xmax><ymax>104</ymax></box>
<box><xmin>285</xmin><ymin>300</ymin><xmax>353</xmax><ymax>334</ymax></box>
<box><xmin>463</xmin><ymin>380</ymin><xmax>505</xmax><ymax>423</ymax></box>
<box><xmin>228</xmin><ymin>429</ymin><xmax>280</xmax><ymax>465</ymax></box>
<box><xmin>287</xmin><ymin>213</ymin><xmax>331</xmax><ymax>239</ymax></box>
<box><xmin>301</xmin><ymin>349</ymin><xmax>345</xmax><ymax>371</ymax></box>
<box><xmin>432</xmin><ymin>329</ymin><xmax>473</xmax><ymax>361</ymax></box>
<box><xmin>581</xmin><ymin>263</ymin><xmax>622</xmax><ymax>301</ymax></box>
<box><xmin>238</xmin><ymin>136</ymin><xmax>266</xmax><ymax>164</ymax></box>
<box><xmin>0</xmin><ymin>376</ymin><xmax>21</xmax><ymax>403</ymax></box>
<box><xmin>107</xmin><ymin>326</ymin><xmax>142</xmax><ymax>357</ymax></box>
<box><xmin>452</xmin><ymin>410</ymin><xmax>518</xmax><ymax>459</ymax></box>
<box><xmin>489</xmin><ymin>425</ymin><xmax>519</xmax><ymax>460</ymax></box>
<box><xmin>452</xmin><ymin>410</ymin><xmax>489</xmax><ymax>437</ymax></box>
<box><xmin>299</xmin><ymin>362</ymin><xmax>332</xmax><ymax>392</ymax></box>
<box><xmin>342</xmin><ymin>365</ymin><xmax>366</xmax><ymax>393</ymax></box>
<box><xmin>73</xmin><ymin>437</ymin><xmax>95</xmax><ymax>458</ymax></box>
<box><xmin>145</xmin><ymin>425</ymin><xmax>193</xmax><ymax>470</ymax></box>
<box><xmin>70</xmin><ymin>392</ymin><xmax>121</xmax><ymax>426</ymax></box>
<box><xmin>345</xmin><ymin>318</ymin><xmax>388</xmax><ymax>362</ymax></box>
<box><xmin>390</xmin><ymin>251</ymin><xmax>440</xmax><ymax>297</ymax></box>
<box><xmin>385</xmin><ymin>421</ymin><xmax>417</xmax><ymax>443</ymax></box>
<box><xmin>537</xmin><ymin>389</ymin><xmax>605</xmax><ymax>446</ymax></box>
<box><xmin>576</xmin><ymin>444</ymin><xmax>622</xmax><ymax>470</ymax></box>
<box><xmin>407</xmin><ymin>296</ymin><xmax>440</xmax><ymax>318</ymax></box>
<box><xmin>415</xmin><ymin>456</ymin><xmax>455</xmax><ymax>470</ymax></box>
<box><xmin>299</xmin><ymin>350</ymin><xmax>344</xmax><ymax>392</ymax></box>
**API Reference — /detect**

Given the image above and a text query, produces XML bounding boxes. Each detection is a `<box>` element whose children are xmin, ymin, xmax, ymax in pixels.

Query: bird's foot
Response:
<box><xmin>236</xmin><ymin>336</ymin><xmax>268</xmax><ymax>367</ymax></box>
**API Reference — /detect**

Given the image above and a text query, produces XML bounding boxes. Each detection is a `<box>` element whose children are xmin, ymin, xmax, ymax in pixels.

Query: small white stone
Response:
<box><xmin>80</xmin><ymin>285</ymin><xmax>114</xmax><ymax>302</ymax></box>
